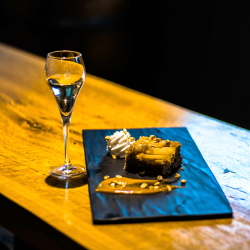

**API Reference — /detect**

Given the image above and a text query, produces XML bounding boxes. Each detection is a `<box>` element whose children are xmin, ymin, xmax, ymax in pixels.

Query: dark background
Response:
<box><xmin>0</xmin><ymin>0</ymin><xmax>249</xmax><ymax>130</ymax></box>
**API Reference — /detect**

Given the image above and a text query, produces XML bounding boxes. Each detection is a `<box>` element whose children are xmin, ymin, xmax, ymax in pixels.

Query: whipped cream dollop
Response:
<box><xmin>105</xmin><ymin>129</ymin><xmax>135</xmax><ymax>158</ymax></box>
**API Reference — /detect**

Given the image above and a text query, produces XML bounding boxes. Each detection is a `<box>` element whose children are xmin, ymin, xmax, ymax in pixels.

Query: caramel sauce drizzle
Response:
<box><xmin>95</xmin><ymin>177</ymin><xmax>186</xmax><ymax>194</ymax></box>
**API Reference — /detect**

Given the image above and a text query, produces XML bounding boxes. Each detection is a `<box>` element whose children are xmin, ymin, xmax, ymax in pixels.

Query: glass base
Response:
<box><xmin>49</xmin><ymin>164</ymin><xmax>86</xmax><ymax>179</ymax></box>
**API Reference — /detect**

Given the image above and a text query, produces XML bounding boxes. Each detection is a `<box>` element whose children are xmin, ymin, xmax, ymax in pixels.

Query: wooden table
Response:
<box><xmin>0</xmin><ymin>42</ymin><xmax>249</xmax><ymax>250</ymax></box>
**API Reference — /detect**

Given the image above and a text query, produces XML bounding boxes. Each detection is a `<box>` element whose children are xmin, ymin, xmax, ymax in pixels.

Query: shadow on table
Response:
<box><xmin>0</xmin><ymin>195</ymin><xmax>87</xmax><ymax>250</ymax></box>
<box><xmin>45</xmin><ymin>175</ymin><xmax>88</xmax><ymax>189</ymax></box>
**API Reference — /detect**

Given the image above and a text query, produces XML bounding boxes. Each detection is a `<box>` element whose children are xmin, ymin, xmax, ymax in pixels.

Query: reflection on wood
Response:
<box><xmin>0</xmin><ymin>42</ymin><xmax>249</xmax><ymax>250</ymax></box>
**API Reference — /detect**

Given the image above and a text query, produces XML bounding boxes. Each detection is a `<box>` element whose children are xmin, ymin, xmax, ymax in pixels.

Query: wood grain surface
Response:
<box><xmin>0</xmin><ymin>42</ymin><xmax>249</xmax><ymax>250</ymax></box>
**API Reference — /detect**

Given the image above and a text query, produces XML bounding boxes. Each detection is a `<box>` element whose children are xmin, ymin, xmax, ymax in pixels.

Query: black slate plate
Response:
<box><xmin>82</xmin><ymin>127</ymin><xmax>232</xmax><ymax>224</ymax></box>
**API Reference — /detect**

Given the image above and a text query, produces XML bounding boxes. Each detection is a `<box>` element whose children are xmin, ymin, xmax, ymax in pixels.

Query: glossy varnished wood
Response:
<box><xmin>0</xmin><ymin>42</ymin><xmax>249</xmax><ymax>250</ymax></box>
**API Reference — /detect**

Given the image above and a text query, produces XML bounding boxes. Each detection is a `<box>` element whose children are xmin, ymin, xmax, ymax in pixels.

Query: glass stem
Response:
<box><xmin>61</xmin><ymin>114</ymin><xmax>72</xmax><ymax>167</ymax></box>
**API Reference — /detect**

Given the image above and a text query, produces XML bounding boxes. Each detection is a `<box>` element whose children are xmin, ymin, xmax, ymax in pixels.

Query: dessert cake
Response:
<box><xmin>124</xmin><ymin>135</ymin><xmax>182</xmax><ymax>176</ymax></box>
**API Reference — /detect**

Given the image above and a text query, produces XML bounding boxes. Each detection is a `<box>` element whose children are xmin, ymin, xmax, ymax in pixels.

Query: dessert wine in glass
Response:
<box><xmin>45</xmin><ymin>50</ymin><xmax>86</xmax><ymax>178</ymax></box>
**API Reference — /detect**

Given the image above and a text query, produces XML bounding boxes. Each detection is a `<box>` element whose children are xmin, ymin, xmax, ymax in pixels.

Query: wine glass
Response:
<box><xmin>45</xmin><ymin>50</ymin><xmax>86</xmax><ymax>179</ymax></box>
